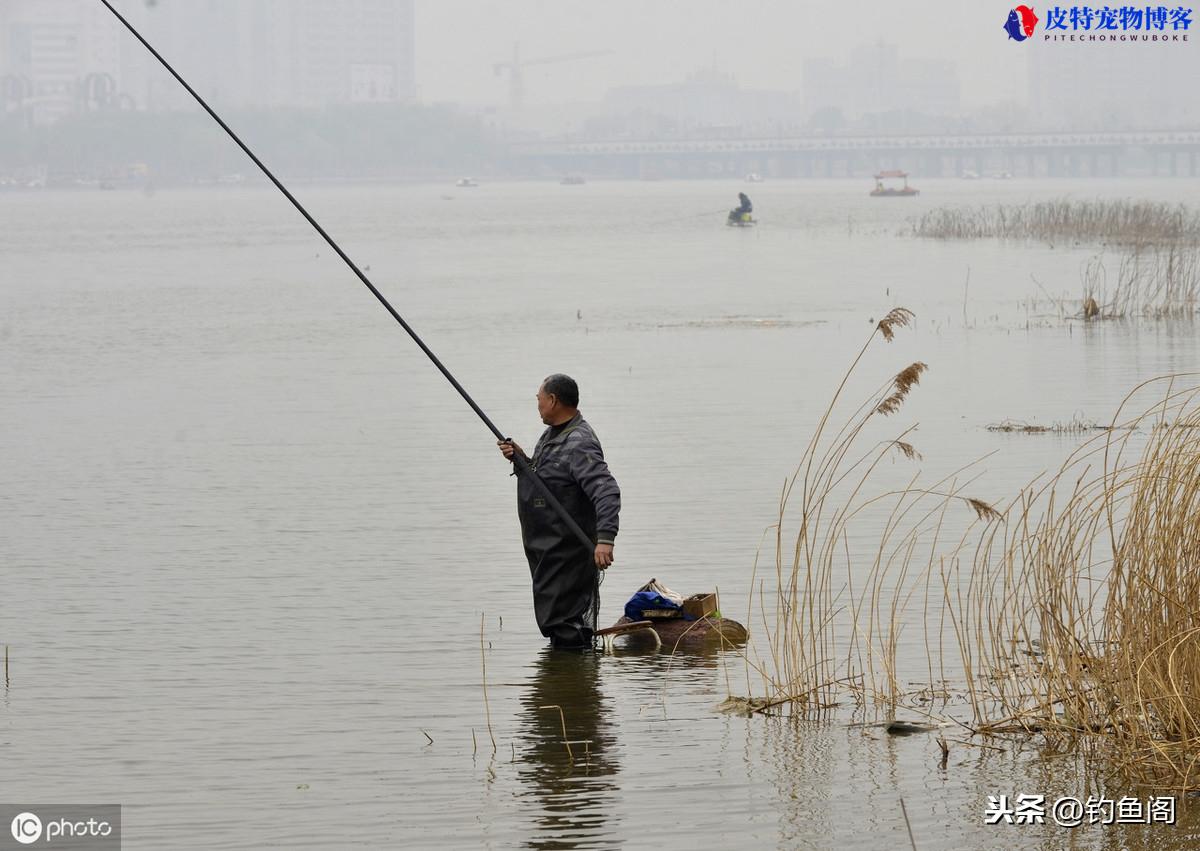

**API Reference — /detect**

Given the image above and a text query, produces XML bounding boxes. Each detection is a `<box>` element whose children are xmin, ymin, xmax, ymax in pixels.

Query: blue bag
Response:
<box><xmin>624</xmin><ymin>590</ymin><xmax>686</xmax><ymax>621</ymax></box>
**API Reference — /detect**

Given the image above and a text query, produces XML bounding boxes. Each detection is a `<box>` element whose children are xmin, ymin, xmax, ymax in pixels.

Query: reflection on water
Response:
<box><xmin>517</xmin><ymin>649</ymin><xmax>619</xmax><ymax>850</ymax></box>
<box><xmin>5</xmin><ymin>179</ymin><xmax>1200</xmax><ymax>848</ymax></box>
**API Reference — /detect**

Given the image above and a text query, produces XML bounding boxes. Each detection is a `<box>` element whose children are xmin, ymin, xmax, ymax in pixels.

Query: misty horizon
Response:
<box><xmin>0</xmin><ymin>1</ymin><xmax>1195</xmax><ymax>134</ymax></box>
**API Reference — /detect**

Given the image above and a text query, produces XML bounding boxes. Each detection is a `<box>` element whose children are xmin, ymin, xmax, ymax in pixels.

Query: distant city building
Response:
<box><xmin>0</xmin><ymin>0</ymin><xmax>416</xmax><ymax>124</ymax></box>
<box><xmin>137</xmin><ymin>0</ymin><xmax>416</xmax><ymax>111</ymax></box>
<box><xmin>803</xmin><ymin>42</ymin><xmax>960</xmax><ymax>123</ymax></box>
<box><xmin>597</xmin><ymin>68</ymin><xmax>803</xmax><ymax>137</ymax></box>
<box><xmin>0</xmin><ymin>0</ymin><xmax>134</xmax><ymax>125</ymax></box>
<box><xmin>1027</xmin><ymin>42</ymin><xmax>1200</xmax><ymax>130</ymax></box>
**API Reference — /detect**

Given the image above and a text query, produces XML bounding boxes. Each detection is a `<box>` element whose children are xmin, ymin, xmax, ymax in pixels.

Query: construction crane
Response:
<box><xmin>493</xmin><ymin>43</ymin><xmax>613</xmax><ymax>111</ymax></box>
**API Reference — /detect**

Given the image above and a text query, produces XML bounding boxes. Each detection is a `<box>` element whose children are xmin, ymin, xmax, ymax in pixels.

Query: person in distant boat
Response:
<box><xmin>729</xmin><ymin>192</ymin><xmax>753</xmax><ymax>223</ymax></box>
<box><xmin>498</xmin><ymin>374</ymin><xmax>621</xmax><ymax>649</ymax></box>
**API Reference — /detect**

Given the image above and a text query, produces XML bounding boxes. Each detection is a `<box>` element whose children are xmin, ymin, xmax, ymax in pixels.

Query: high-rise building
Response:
<box><xmin>0</xmin><ymin>0</ymin><xmax>141</xmax><ymax>124</ymax></box>
<box><xmin>803</xmin><ymin>42</ymin><xmax>961</xmax><ymax>123</ymax></box>
<box><xmin>136</xmin><ymin>0</ymin><xmax>416</xmax><ymax>111</ymax></box>
<box><xmin>0</xmin><ymin>0</ymin><xmax>416</xmax><ymax>124</ymax></box>
<box><xmin>1027</xmin><ymin>41</ymin><xmax>1200</xmax><ymax>130</ymax></box>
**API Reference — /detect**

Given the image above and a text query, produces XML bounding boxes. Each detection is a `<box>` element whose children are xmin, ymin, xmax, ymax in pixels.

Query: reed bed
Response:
<box><xmin>740</xmin><ymin>308</ymin><xmax>1200</xmax><ymax>792</ymax></box>
<box><xmin>914</xmin><ymin>199</ymin><xmax>1200</xmax><ymax>318</ymax></box>
<box><xmin>1079</xmin><ymin>244</ymin><xmax>1200</xmax><ymax>319</ymax></box>
<box><xmin>912</xmin><ymin>199</ymin><xmax>1200</xmax><ymax>245</ymax></box>
<box><xmin>970</xmin><ymin>379</ymin><xmax>1200</xmax><ymax>790</ymax></box>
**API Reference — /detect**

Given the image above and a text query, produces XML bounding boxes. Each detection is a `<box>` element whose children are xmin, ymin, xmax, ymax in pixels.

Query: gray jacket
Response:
<box><xmin>524</xmin><ymin>412</ymin><xmax>621</xmax><ymax>544</ymax></box>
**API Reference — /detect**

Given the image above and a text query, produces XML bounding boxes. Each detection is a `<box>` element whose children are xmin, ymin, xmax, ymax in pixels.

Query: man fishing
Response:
<box><xmin>729</xmin><ymin>191</ymin><xmax>753</xmax><ymax>224</ymax></box>
<box><xmin>103</xmin><ymin>3</ymin><xmax>621</xmax><ymax>649</ymax></box>
<box><xmin>498</xmin><ymin>374</ymin><xmax>621</xmax><ymax>649</ymax></box>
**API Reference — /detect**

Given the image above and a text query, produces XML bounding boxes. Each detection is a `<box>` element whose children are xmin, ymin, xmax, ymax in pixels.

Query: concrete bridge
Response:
<box><xmin>508</xmin><ymin>130</ymin><xmax>1200</xmax><ymax>179</ymax></box>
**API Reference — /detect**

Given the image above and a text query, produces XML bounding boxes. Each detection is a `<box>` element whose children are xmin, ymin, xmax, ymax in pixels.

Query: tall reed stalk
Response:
<box><xmin>744</xmin><ymin>308</ymin><xmax>1200</xmax><ymax>792</ymax></box>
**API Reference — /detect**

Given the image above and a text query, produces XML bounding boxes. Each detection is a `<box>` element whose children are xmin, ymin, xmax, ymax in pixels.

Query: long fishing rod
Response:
<box><xmin>99</xmin><ymin>0</ymin><xmax>602</xmax><ymax>560</ymax></box>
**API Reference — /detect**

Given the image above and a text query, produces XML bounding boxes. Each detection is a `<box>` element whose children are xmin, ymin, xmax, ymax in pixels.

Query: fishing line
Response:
<box><xmin>635</xmin><ymin>207</ymin><xmax>731</xmax><ymax>229</ymax></box>
<box><xmin>99</xmin><ymin>0</ymin><xmax>601</xmax><ymax>559</ymax></box>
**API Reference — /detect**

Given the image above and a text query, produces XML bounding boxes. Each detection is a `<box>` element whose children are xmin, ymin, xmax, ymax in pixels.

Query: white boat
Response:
<box><xmin>744</xmin><ymin>172</ymin><xmax>764</xmax><ymax>183</ymax></box>
<box><xmin>455</xmin><ymin>177</ymin><xmax>478</xmax><ymax>188</ymax></box>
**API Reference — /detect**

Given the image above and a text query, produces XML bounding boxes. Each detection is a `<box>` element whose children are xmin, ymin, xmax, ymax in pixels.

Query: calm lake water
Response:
<box><xmin>4</xmin><ymin>177</ymin><xmax>1200</xmax><ymax>849</ymax></box>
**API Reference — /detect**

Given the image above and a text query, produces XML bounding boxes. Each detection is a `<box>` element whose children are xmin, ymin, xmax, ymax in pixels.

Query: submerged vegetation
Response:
<box><xmin>915</xmin><ymin>199</ymin><xmax>1200</xmax><ymax>320</ymax></box>
<box><xmin>912</xmin><ymin>199</ymin><xmax>1200</xmax><ymax>245</ymax></box>
<box><xmin>737</xmin><ymin>308</ymin><xmax>1200</xmax><ymax>792</ymax></box>
<box><xmin>1078</xmin><ymin>244</ymin><xmax>1200</xmax><ymax>319</ymax></box>
<box><xmin>986</xmin><ymin>417</ymin><xmax>1109</xmax><ymax>434</ymax></box>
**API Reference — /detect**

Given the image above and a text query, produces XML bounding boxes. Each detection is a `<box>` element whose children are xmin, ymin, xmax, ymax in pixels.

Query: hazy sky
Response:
<box><xmin>415</xmin><ymin>1</ymin><xmax>1028</xmax><ymax>108</ymax></box>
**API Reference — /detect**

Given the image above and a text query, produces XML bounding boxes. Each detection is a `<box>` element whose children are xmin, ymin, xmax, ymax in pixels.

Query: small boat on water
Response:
<box><xmin>744</xmin><ymin>172</ymin><xmax>764</xmax><ymax>183</ymax></box>
<box><xmin>455</xmin><ymin>177</ymin><xmax>478</xmax><ymax>188</ymax></box>
<box><xmin>870</xmin><ymin>170</ymin><xmax>919</xmax><ymax>197</ymax></box>
<box><xmin>559</xmin><ymin>174</ymin><xmax>586</xmax><ymax>185</ymax></box>
<box><xmin>726</xmin><ymin>212</ymin><xmax>756</xmax><ymax>227</ymax></box>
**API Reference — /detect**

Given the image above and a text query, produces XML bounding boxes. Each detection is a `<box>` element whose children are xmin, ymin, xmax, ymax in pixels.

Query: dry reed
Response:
<box><xmin>912</xmin><ymin>199</ymin><xmax>1200</xmax><ymax>244</ymax></box>
<box><xmin>539</xmin><ymin>705</ymin><xmax>574</xmax><ymax>760</ymax></box>
<box><xmin>737</xmin><ymin>306</ymin><xmax>1200</xmax><ymax>793</ymax></box>
<box><xmin>1078</xmin><ymin>245</ymin><xmax>1200</xmax><ymax>319</ymax></box>
<box><xmin>968</xmin><ymin>379</ymin><xmax>1200</xmax><ymax>790</ymax></box>
<box><xmin>914</xmin><ymin>199</ymin><xmax>1200</xmax><ymax>318</ymax></box>
<box><xmin>480</xmin><ymin>613</ymin><xmax>496</xmax><ymax>753</ymax></box>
